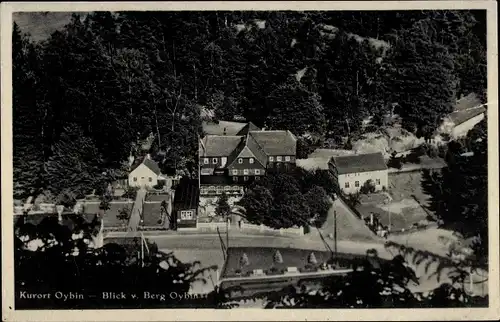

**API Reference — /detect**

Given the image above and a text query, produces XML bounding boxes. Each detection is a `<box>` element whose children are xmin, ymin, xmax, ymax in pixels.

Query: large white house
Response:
<box><xmin>329</xmin><ymin>152</ymin><xmax>388</xmax><ymax>194</ymax></box>
<box><xmin>128</xmin><ymin>155</ymin><xmax>163</xmax><ymax>188</ymax></box>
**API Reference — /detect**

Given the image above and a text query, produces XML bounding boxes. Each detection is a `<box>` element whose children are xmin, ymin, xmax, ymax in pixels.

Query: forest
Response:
<box><xmin>13</xmin><ymin>10</ymin><xmax>487</xmax><ymax>201</ymax></box>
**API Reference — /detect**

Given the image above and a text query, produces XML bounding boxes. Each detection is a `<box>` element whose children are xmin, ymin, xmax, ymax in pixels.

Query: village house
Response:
<box><xmin>437</xmin><ymin>93</ymin><xmax>487</xmax><ymax>140</ymax></box>
<box><xmin>128</xmin><ymin>154</ymin><xmax>165</xmax><ymax>188</ymax></box>
<box><xmin>198</xmin><ymin>121</ymin><xmax>297</xmax><ymax>197</ymax></box>
<box><xmin>329</xmin><ymin>152</ymin><xmax>388</xmax><ymax>194</ymax></box>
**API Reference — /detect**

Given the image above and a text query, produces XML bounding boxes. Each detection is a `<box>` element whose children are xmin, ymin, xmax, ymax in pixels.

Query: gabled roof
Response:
<box><xmin>173</xmin><ymin>178</ymin><xmax>199</xmax><ymax>210</ymax></box>
<box><xmin>236</xmin><ymin>122</ymin><xmax>261</xmax><ymax>136</ymax></box>
<box><xmin>202</xmin><ymin>120</ymin><xmax>248</xmax><ymax>136</ymax></box>
<box><xmin>200</xmin><ymin>136</ymin><xmax>243</xmax><ymax>157</ymax></box>
<box><xmin>226</xmin><ymin>134</ymin><xmax>268</xmax><ymax>169</ymax></box>
<box><xmin>131</xmin><ymin>157</ymin><xmax>161</xmax><ymax>175</ymax></box>
<box><xmin>249</xmin><ymin>130</ymin><xmax>297</xmax><ymax>155</ymax></box>
<box><xmin>331</xmin><ymin>152</ymin><xmax>387</xmax><ymax>174</ymax></box>
<box><xmin>244</xmin><ymin>134</ymin><xmax>268</xmax><ymax>167</ymax></box>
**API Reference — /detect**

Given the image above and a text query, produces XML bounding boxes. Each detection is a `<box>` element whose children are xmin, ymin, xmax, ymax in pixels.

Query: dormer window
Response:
<box><xmin>243</xmin><ymin>169</ymin><xmax>249</xmax><ymax>175</ymax></box>
<box><xmin>269</xmin><ymin>156</ymin><xmax>274</xmax><ymax>162</ymax></box>
<box><xmin>285</xmin><ymin>156</ymin><xmax>291</xmax><ymax>162</ymax></box>
<box><xmin>249</xmin><ymin>158</ymin><xmax>254</xmax><ymax>164</ymax></box>
<box><xmin>203</xmin><ymin>158</ymin><xmax>209</xmax><ymax>164</ymax></box>
<box><xmin>238</xmin><ymin>158</ymin><xmax>243</xmax><ymax>164</ymax></box>
<box><xmin>277</xmin><ymin>156</ymin><xmax>282</xmax><ymax>162</ymax></box>
<box><xmin>212</xmin><ymin>158</ymin><xmax>218</xmax><ymax>164</ymax></box>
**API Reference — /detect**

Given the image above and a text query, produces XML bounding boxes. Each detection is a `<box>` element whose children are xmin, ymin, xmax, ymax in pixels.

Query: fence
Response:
<box><xmin>240</xmin><ymin>221</ymin><xmax>304</xmax><ymax>236</ymax></box>
<box><xmin>197</xmin><ymin>221</ymin><xmax>230</xmax><ymax>231</ymax></box>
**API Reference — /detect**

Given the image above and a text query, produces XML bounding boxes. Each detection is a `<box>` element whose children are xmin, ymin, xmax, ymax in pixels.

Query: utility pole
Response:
<box><xmin>334</xmin><ymin>210</ymin><xmax>338</xmax><ymax>257</ymax></box>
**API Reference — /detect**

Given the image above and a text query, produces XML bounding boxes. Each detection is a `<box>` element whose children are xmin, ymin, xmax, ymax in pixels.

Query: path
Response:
<box><xmin>127</xmin><ymin>187</ymin><xmax>147</xmax><ymax>231</ymax></box>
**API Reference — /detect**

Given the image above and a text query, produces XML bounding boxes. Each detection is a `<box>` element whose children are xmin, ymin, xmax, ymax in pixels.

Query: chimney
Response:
<box><xmin>223</xmin><ymin>127</ymin><xmax>227</xmax><ymax>136</ymax></box>
<box><xmin>146</xmin><ymin>154</ymin><xmax>151</xmax><ymax>160</ymax></box>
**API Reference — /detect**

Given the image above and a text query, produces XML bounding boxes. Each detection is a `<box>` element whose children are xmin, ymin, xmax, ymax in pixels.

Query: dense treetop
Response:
<box><xmin>13</xmin><ymin>10</ymin><xmax>487</xmax><ymax>199</ymax></box>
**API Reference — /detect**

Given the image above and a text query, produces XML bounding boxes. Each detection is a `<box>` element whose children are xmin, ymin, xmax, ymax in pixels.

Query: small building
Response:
<box><xmin>437</xmin><ymin>93</ymin><xmax>486</xmax><ymax>140</ymax></box>
<box><xmin>172</xmin><ymin>178</ymin><xmax>199</xmax><ymax>230</ymax></box>
<box><xmin>329</xmin><ymin>152</ymin><xmax>388</xmax><ymax>194</ymax></box>
<box><xmin>128</xmin><ymin>155</ymin><xmax>163</xmax><ymax>188</ymax></box>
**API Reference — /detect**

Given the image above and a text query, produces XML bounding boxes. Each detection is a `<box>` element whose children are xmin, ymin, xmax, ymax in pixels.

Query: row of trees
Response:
<box><xmin>237</xmin><ymin>168</ymin><xmax>336</xmax><ymax>229</ymax></box>
<box><xmin>13</xmin><ymin>10</ymin><xmax>487</xmax><ymax>200</ymax></box>
<box><xmin>422</xmin><ymin>119</ymin><xmax>488</xmax><ymax>264</ymax></box>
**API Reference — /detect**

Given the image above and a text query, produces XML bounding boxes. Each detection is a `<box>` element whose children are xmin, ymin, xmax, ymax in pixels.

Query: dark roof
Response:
<box><xmin>244</xmin><ymin>134</ymin><xmax>268</xmax><ymax>167</ymax></box>
<box><xmin>236</xmin><ymin>122</ymin><xmax>261</xmax><ymax>135</ymax></box>
<box><xmin>249</xmin><ymin>130</ymin><xmax>297</xmax><ymax>155</ymax></box>
<box><xmin>199</xmin><ymin>129</ymin><xmax>297</xmax><ymax>165</ymax></box>
<box><xmin>448</xmin><ymin>106</ymin><xmax>486</xmax><ymax>125</ymax></box>
<box><xmin>130</xmin><ymin>157</ymin><xmax>161</xmax><ymax>175</ymax></box>
<box><xmin>331</xmin><ymin>152</ymin><xmax>387</xmax><ymax>174</ymax></box>
<box><xmin>200</xmin><ymin>136</ymin><xmax>243</xmax><ymax>157</ymax></box>
<box><xmin>220</xmin><ymin>247</ymin><xmax>374</xmax><ymax>279</ymax></box>
<box><xmin>202</xmin><ymin>120</ymin><xmax>248</xmax><ymax>136</ymax></box>
<box><xmin>173</xmin><ymin>178</ymin><xmax>199</xmax><ymax>210</ymax></box>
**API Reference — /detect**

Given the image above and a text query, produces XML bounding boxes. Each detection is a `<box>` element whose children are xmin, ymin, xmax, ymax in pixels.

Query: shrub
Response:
<box><xmin>153</xmin><ymin>181</ymin><xmax>165</xmax><ymax>190</ymax></box>
<box><xmin>360</xmin><ymin>180</ymin><xmax>376</xmax><ymax>194</ymax></box>
<box><xmin>387</xmin><ymin>152</ymin><xmax>403</xmax><ymax>169</ymax></box>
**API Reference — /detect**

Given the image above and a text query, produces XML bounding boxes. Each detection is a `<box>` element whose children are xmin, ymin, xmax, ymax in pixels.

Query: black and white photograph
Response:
<box><xmin>1</xmin><ymin>1</ymin><xmax>498</xmax><ymax>320</ymax></box>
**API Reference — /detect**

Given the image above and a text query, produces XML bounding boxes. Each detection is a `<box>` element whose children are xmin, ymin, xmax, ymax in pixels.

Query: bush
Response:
<box><xmin>360</xmin><ymin>180</ymin><xmax>376</xmax><ymax>194</ymax></box>
<box><xmin>387</xmin><ymin>152</ymin><xmax>403</xmax><ymax>169</ymax></box>
<box><xmin>153</xmin><ymin>181</ymin><xmax>165</xmax><ymax>190</ymax></box>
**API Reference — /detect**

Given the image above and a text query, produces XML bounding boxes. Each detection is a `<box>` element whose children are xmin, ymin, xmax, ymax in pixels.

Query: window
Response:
<box><xmin>255</xmin><ymin>169</ymin><xmax>261</xmax><ymax>175</ymax></box>
<box><xmin>180</xmin><ymin>210</ymin><xmax>194</xmax><ymax>220</ymax></box>
<box><xmin>243</xmin><ymin>169</ymin><xmax>249</xmax><ymax>175</ymax></box>
<box><xmin>141</xmin><ymin>177</ymin><xmax>145</xmax><ymax>179</ymax></box>
<box><xmin>355</xmin><ymin>181</ymin><xmax>360</xmax><ymax>187</ymax></box>
<box><xmin>212</xmin><ymin>158</ymin><xmax>218</xmax><ymax>164</ymax></box>
<box><xmin>269</xmin><ymin>156</ymin><xmax>274</xmax><ymax>162</ymax></box>
<box><xmin>376</xmin><ymin>179</ymin><xmax>381</xmax><ymax>185</ymax></box>
<box><xmin>285</xmin><ymin>156</ymin><xmax>291</xmax><ymax>162</ymax></box>
<box><xmin>149</xmin><ymin>177</ymin><xmax>152</xmax><ymax>182</ymax></box>
<box><xmin>277</xmin><ymin>156</ymin><xmax>282</xmax><ymax>162</ymax></box>
<box><xmin>244</xmin><ymin>176</ymin><xmax>249</xmax><ymax>182</ymax></box>
<box><xmin>200</xmin><ymin>188</ymin><xmax>207</xmax><ymax>195</ymax></box>
<box><xmin>249</xmin><ymin>158</ymin><xmax>254</xmax><ymax>164</ymax></box>
<box><xmin>238</xmin><ymin>158</ymin><xmax>243</xmax><ymax>164</ymax></box>
<box><xmin>203</xmin><ymin>158</ymin><xmax>209</xmax><ymax>164</ymax></box>
<box><xmin>232</xmin><ymin>169</ymin><xmax>238</xmax><ymax>175</ymax></box>
<box><xmin>224</xmin><ymin>186</ymin><xmax>231</xmax><ymax>192</ymax></box>
<box><xmin>345</xmin><ymin>182</ymin><xmax>350</xmax><ymax>188</ymax></box>
<box><xmin>255</xmin><ymin>176</ymin><xmax>260</xmax><ymax>181</ymax></box>
<box><xmin>233</xmin><ymin>176</ymin><xmax>238</xmax><ymax>182</ymax></box>
<box><xmin>133</xmin><ymin>177</ymin><xmax>137</xmax><ymax>182</ymax></box>
<box><xmin>216</xmin><ymin>186</ymin><xmax>223</xmax><ymax>194</ymax></box>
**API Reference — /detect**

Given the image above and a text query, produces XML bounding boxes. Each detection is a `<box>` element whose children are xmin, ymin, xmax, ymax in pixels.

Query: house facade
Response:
<box><xmin>199</xmin><ymin>122</ymin><xmax>297</xmax><ymax>197</ymax></box>
<box><xmin>128</xmin><ymin>155</ymin><xmax>163</xmax><ymax>188</ymax></box>
<box><xmin>329</xmin><ymin>152</ymin><xmax>388</xmax><ymax>195</ymax></box>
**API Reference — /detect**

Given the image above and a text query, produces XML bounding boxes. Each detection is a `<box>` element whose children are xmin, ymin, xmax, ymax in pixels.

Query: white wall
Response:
<box><xmin>338</xmin><ymin>169</ymin><xmax>388</xmax><ymax>194</ymax></box>
<box><xmin>128</xmin><ymin>163</ymin><xmax>158</xmax><ymax>188</ymax></box>
<box><xmin>452</xmin><ymin>113</ymin><xmax>485</xmax><ymax>139</ymax></box>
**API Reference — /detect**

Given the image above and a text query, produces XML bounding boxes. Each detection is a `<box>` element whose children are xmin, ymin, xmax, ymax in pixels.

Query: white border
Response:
<box><xmin>2</xmin><ymin>1</ymin><xmax>499</xmax><ymax>321</ymax></box>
